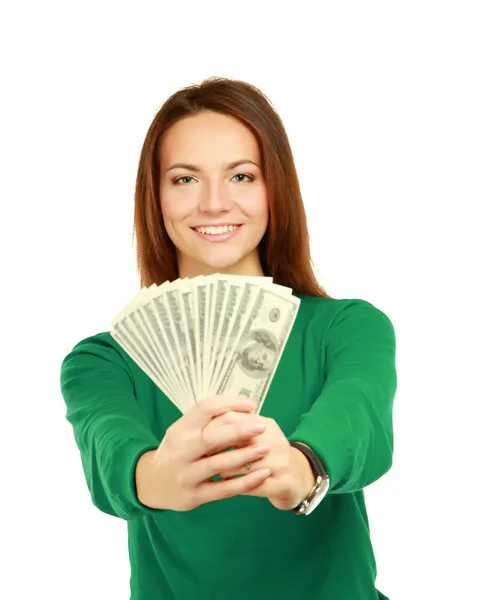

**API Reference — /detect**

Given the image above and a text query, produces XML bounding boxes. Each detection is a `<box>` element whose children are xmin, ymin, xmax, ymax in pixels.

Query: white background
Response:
<box><xmin>1</xmin><ymin>1</ymin><xmax>479</xmax><ymax>598</ymax></box>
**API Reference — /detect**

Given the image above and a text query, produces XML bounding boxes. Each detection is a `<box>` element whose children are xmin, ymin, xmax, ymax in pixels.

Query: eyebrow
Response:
<box><xmin>165</xmin><ymin>159</ymin><xmax>260</xmax><ymax>173</ymax></box>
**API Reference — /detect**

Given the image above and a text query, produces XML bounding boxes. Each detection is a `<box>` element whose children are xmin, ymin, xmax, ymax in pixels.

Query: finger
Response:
<box><xmin>191</xmin><ymin>442</ymin><xmax>269</xmax><ymax>483</ymax></box>
<box><xmin>200</xmin><ymin>411</ymin><xmax>267</xmax><ymax>454</ymax></box>
<box><xmin>218</xmin><ymin>459</ymin><xmax>264</xmax><ymax>480</ymax></box>
<box><xmin>217</xmin><ymin>448</ymin><xmax>269</xmax><ymax>479</ymax></box>
<box><xmin>177</xmin><ymin>418</ymin><xmax>266</xmax><ymax>465</ymax></box>
<box><xmin>219</xmin><ymin>455</ymin><xmax>268</xmax><ymax>479</ymax></box>
<box><xmin>206</xmin><ymin>410</ymin><xmax>266</xmax><ymax>429</ymax></box>
<box><xmin>193</xmin><ymin>468</ymin><xmax>272</xmax><ymax>506</ymax></box>
<box><xmin>184</xmin><ymin>395</ymin><xmax>256</xmax><ymax>430</ymax></box>
<box><xmin>197</xmin><ymin>420</ymin><xmax>267</xmax><ymax>460</ymax></box>
<box><xmin>239</xmin><ymin>480</ymin><xmax>270</xmax><ymax>497</ymax></box>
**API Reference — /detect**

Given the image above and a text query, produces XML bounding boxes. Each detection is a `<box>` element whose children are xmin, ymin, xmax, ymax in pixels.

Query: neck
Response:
<box><xmin>178</xmin><ymin>253</ymin><xmax>265</xmax><ymax>279</ymax></box>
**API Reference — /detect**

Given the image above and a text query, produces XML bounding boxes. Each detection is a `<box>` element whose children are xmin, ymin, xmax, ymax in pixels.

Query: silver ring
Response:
<box><xmin>244</xmin><ymin>462</ymin><xmax>253</xmax><ymax>473</ymax></box>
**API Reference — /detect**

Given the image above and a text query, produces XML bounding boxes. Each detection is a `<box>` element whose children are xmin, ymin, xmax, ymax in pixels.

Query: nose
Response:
<box><xmin>198</xmin><ymin>181</ymin><xmax>232</xmax><ymax>214</ymax></box>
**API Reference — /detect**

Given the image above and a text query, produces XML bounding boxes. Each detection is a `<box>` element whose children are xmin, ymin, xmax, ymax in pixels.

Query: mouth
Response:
<box><xmin>190</xmin><ymin>223</ymin><xmax>243</xmax><ymax>243</ymax></box>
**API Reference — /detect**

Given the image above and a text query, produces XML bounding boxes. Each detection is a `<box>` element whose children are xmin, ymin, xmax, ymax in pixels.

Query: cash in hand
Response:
<box><xmin>110</xmin><ymin>274</ymin><xmax>300</xmax><ymax>415</ymax></box>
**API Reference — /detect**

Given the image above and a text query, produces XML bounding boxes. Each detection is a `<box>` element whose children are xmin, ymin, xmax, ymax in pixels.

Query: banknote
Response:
<box><xmin>165</xmin><ymin>285</ymin><xmax>197</xmax><ymax>404</ymax></box>
<box><xmin>216</xmin><ymin>287</ymin><xmax>300</xmax><ymax>413</ymax></box>
<box><xmin>150</xmin><ymin>289</ymin><xmax>193</xmax><ymax>405</ymax></box>
<box><xmin>206</xmin><ymin>277</ymin><xmax>229</xmax><ymax>382</ymax></box>
<box><xmin>209</xmin><ymin>280</ymin><xmax>258</xmax><ymax>393</ymax></box>
<box><xmin>179</xmin><ymin>280</ymin><xmax>199</xmax><ymax>399</ymax></box>
<box><xmin>194</xmin><ymin>278</ymin><xmax>210</xmax><ymax>398</ymax></box>
<box><xmin>110</xmin><ymin>286</ymin><xmax>185</xmax><ymax>411</ymax></box>
<box><xmin>109</xmin><ymin>274</ymin><xmax>300</xmax><ymax>414</ymax></box>
<box><xmin>208</xmin><ymin>279</ymin><xmax>244</xmax><ymax>393</ymax></box>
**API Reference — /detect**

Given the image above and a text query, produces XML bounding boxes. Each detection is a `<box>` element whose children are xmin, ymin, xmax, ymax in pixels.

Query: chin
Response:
<box><xmin>187</xmin><ymin>248</ymin><xmax>257</xmax><ymax>274</ymax></box>
<box><xmin>201</xmin><ymin>255</ymin><xmax>245</xmax><ymax>271</ymax></box>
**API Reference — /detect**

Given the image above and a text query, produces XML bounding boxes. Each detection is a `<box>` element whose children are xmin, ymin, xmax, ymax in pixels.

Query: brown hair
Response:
<box><xmin>133</xmin><ymin>76</ymin><xmax>331</xmax><ymax>298</ymax></box>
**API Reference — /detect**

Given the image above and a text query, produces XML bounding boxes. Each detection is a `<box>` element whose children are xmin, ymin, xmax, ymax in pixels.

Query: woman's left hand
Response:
<box><xmin>202</xmin><ymin>410</ymin><xmax>316</xmax><ymax>510</ymax></box>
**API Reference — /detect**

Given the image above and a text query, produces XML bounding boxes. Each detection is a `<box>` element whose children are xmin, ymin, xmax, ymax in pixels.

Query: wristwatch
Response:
<box><xmin>289</xmin><ymin>441</ymin><xmax>330</xmax><ymax>516</ymax></box>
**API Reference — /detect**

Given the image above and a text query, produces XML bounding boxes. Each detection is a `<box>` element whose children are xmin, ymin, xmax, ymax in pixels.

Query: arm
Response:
<box><xmin>287</xmin><ymin>300</ymin><xmax>397</xmax><ymax>494</ymax></box>
<box><xmin>60</xmin><ymin>334</ymin><xmax>165</xmax><ymax>520</ymax></box>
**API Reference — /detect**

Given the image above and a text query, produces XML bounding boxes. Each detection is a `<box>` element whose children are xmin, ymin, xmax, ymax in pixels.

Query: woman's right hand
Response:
<box><xmin>135</xmin><ymin>395</ymin><xmax>272</xmax><ymax>511</ymax></box>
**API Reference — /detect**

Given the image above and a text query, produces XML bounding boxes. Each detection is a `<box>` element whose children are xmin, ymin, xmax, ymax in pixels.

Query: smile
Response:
<box><xmin>191</xmin><ymin>224</ymin><xmax>242</xmax><ymax>243</ymax></box>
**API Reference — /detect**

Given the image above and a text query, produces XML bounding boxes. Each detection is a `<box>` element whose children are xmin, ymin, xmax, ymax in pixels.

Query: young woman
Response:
<box><xmin>60</xmin><ymin>77</ymin><xmax>397</xmax><ymax>600</ymax></box>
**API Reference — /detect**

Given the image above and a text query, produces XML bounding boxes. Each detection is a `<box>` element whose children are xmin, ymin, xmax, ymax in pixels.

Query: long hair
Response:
<box><xmin>133</xmin><ymin>76</ymin><xmax>331</xmax><ymax>298</ymax></box>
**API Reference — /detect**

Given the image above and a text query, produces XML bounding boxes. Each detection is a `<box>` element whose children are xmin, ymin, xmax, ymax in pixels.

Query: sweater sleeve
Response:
<box><xmin>287</xmin><ymin>300</ymin><xmax>397</xmax><ymax>494</ymax></box>
<box><xmin>60</xmin><ymin>334</ymin><xmax>166</xmax><ymax>520</ymax></box>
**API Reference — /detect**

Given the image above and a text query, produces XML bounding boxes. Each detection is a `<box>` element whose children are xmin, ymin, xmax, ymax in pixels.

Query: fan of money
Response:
<box><xmin>110</xmin><ymin>274</ymin><xmax>300</xmax><ymax>415</ymax></box>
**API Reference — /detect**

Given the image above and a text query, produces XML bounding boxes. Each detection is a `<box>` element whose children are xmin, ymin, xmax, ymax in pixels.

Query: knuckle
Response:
<box><xmin>175</xmin><ymin>474</ymin><xmax>198</xmax><ymax>511</ymax></box>
<box><xmin>179</xmin><ymin>492</ymin><xmax>197</xmax><ymax>512</ymax></box>
<box><xmin>185</xmin><ymin>490</ymin><xmax>199</xmax><ymax>511</ymax></box>
<box><xmin>241</xmin><ymin>476</ymin><xmax>258</xmax><ymax>491</ymax></box>
<box><xmin>222</xmin><ymin>410</ymin><xmax>236</xmax><ymax>422</ymax></box>
<box><xmin>169</xmin><ymin>430</ymin><xmax>186</xmax><ymax>450</ymax></box>
<box><xmin>213</xmin><ymin>412</ymin><xmax>230</xmax><ymax>427</ymax></box>
<box><xmin>200</xmin><ymin>397</ymin><xmax>215</xmax><ymax>413</ymax></box>
<box><xmin>223</xmin><ymin>480</ymin><xmax>240</xmax><ymax>499</ymax></box>
<box><xmin>174</xmin><ymin>468</ymin><xmax>188</xmax><ymax>489</ymax></box>
<box><xmin>206</xmin><ymin>453</ymin><xmax>224</xmax><ymax>473</ymax></box>
<box><xmin>238</xmin><ymin>423</ymin><xmax>249</xmax><ymax>436</ymax></box>
<box><xmin>200</xmin><ymin>425</ymin><xmax>216</xmax><ymax>449</ymax></box>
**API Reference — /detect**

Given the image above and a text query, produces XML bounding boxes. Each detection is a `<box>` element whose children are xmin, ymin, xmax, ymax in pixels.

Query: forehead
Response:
<box><xmin>160</xmin><ymin>111</ymin><xmax>260</xmax><ymax>167</ymax></box>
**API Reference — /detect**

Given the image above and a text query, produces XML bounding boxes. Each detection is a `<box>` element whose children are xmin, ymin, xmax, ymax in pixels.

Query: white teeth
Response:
<box><xmin>195</xmin><ymin>225</ymin><xmax>239</xmax><ymax>235</ymax></box>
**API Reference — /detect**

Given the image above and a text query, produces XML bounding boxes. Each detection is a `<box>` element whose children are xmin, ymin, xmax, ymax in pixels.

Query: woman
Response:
<box><xmin>60</xmin><ymin>76</ymin><xmax>397</xmax><ymax>600</ymax></box>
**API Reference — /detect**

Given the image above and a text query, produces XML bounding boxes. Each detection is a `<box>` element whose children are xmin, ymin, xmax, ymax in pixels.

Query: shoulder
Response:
<box><xmin>60</xmin><ymin>330</ymin><xmax>133</xmax><ymax>378</ymax></box>
<box><xmin>294</xmin><ymin>294</ymin><xmax>395</xmax><ymax>338</ymax></box>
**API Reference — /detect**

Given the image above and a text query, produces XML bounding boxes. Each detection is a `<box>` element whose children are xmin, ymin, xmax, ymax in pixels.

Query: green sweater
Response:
<box><xmin>60</xmin><ymin>294</ymin><xmax>396</xmax><ymax>600</ymax></box>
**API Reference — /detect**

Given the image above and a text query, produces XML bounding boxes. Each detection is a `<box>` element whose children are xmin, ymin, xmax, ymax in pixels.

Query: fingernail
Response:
<box><xmin>251</xmin><ymin>424</ymin><xmax>266</xmax><ymax>433</ymax></box>
<box><xmin>255</xmin><ymin>445</ymin><xmax>268</xmax><ymax>454</ymax></box>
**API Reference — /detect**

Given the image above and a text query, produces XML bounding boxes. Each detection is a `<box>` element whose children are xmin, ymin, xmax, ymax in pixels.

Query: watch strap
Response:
<box><xmin>289</xmin><ymin>441</ymin><xmax>328</xmax><ymax>480</ymax></box>
<box><xmin>289</xmin><ymin>441</ymin><xmax>329</xmax><ymax>515</ymax></box>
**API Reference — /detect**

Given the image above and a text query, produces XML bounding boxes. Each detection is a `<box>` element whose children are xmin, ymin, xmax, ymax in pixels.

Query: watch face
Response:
<box><xmin>304</xmin><ymin>480</ymin><xmax>330</xmax><ymax>515</ymax></box>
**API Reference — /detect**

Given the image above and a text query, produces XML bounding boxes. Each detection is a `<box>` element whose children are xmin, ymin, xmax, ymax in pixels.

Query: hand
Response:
<box><xmin>202</xmin><ymin>411</ymin><xmax>316</xmax><ymax>511</ymax></box>
<box><xmin>135</xmin><ymin>395</ymin><xmax>273</xmax><ymax>512</ymax></box>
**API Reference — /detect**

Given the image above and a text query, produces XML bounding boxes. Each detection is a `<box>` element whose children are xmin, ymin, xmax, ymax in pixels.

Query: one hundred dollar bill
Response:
<box><xmin>215</xmin><ymin>287</ymin><xmax>300</xmax><ymax>414</ymax></box>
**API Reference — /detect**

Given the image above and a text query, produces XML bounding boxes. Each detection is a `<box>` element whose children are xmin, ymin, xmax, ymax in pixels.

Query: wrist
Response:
<box><xmin>291</xmin><ymin>447</ymin><xmax>316</xmax><ymax>504</ymax></box>
<box><xmin>135</xmin><ymin>450</ymin><xmax>157</xmax><ymax>508</ymax></box>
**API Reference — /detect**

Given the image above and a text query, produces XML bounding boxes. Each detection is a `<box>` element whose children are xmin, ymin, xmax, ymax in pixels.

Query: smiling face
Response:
<box><xmin>159</xmin><ymin>111</ymin><xmax>269</xmax><ymax>278</ymax></box>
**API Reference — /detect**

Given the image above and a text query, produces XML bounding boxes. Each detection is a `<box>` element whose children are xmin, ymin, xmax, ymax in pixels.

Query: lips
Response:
<box><xmin>191</xmin><ymin>224</ymin><xmax>241</xmax><ymax>230</ymax></box>
<box><xmin>191</xmin><ymin>224</ymin><xmax>243</xmax><ymax>243</ymax></box>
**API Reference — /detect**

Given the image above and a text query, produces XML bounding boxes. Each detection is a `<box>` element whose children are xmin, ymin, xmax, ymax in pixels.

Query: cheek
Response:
<box><xmin>258</xmin><ymin>198</ymin><xmax>270</xmax><ymax>232</ymax></box>
<box><xmin>160</xmin><ymin>194</ymin><xmax>187</xmax><ymax>226</ymax></box>
<box><xmin>244</xmin><ymin>189</ymin><xmax>269</xmax><ymax>225</ymax></box>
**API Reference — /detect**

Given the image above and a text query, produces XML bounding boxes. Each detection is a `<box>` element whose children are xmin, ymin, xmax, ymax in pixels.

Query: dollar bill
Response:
<box><xmin>195</xmin><ymin>278</ymin><xmax>215</xmax><ymax>398</ymax></box>
<box><xmin>109</xmin><ymin>275</ymin><xmax>300</xmax><ymax>415</ymax></box>
<box><xmin>110</xmin><ymin>286</ymin><xmax>181</xmax><ymax>408</ymax></box>
<box><xmin>138</xmin><ymin>284</ymin><xmax>189</xmax><ymax>405</ymax></box>
<box><xmin>150</xmin><ymin>289</ymin><xmax>194</xmax><ymax>405</ymax></box>
<box><xmin>179</xmin><ymin>279</ymin><xmax>199</xmax><ymax>400</ymax></box>
<box><xmin>208</xmin><ymin>279</ymin><xmax>245</xmax><ymax>393</ymax></box>
<box><xmin>110</xmin><ymin>288</ymin><xmax>168</xmax><ymax>389</ymax></box>
<box><xmin>165</xmin><ymin>284</ymin><xmax>197</xmax><ymax>404</ymax></box>
<box><xmin>216</xmin><ymin>287</ymin><xmax>300</xmax><ymax>414</ymax></box>
<box><xmin>210</xmin><ymin>280</ymin><xmax>258</xmax><ymax>393</ymax></box>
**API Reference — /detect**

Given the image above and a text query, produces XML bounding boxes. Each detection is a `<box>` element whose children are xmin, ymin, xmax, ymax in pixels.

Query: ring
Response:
<box><xmin>244</xmin><ymin>462</ymin><xmax>253</xmax><ymax>473</ymax></box>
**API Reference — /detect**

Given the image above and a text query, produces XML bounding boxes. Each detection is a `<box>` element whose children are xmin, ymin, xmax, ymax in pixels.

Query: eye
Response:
<box><xmin>172</xmin><ymin>172</ymin><xmax>254</xmax><ymax>185</ymax></box>
<box><xmin>173</xmin><ymin>176</ymin><xmax>195</xmax><ymax>185</ymax></box>
<box><xmin>232</xmin><ymin>173</ymin><xmax>254</xmax><ymax>183</ymax></box>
